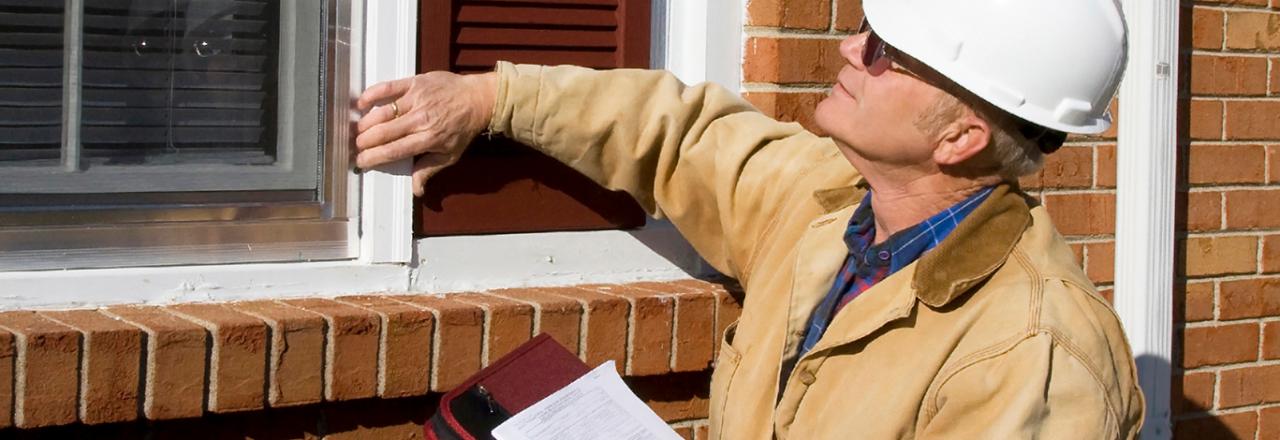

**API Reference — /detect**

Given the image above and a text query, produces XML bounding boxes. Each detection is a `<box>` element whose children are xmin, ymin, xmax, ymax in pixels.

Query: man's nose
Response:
<box><xmin>839</xmin><ymin>33</ymin><xmax>869</xmax><ymax>71</ymax></box>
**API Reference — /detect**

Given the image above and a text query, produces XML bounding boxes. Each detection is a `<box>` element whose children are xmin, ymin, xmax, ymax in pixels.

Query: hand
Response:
<box><xmin>355</xmin><ymin>71</ymin><xmax>497</xmax><ymax>196</ymax></box>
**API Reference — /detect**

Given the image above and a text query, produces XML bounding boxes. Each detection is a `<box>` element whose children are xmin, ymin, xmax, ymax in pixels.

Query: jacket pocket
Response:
<box><xmin>708</xmin><ymin>321</ymin><xmax>743</xmax><ymax>440</ymax></box>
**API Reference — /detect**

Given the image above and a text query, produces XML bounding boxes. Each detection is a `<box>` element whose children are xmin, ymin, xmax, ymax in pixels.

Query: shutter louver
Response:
<box><xmin>415</xmin><ymin>0</ymin><xmax>650</xmax><ymax>236</ymax></box>
<box><xmin>0</xmin><ymin>0</ymin><xmax>64</xmax><ymax>163</ymax></box>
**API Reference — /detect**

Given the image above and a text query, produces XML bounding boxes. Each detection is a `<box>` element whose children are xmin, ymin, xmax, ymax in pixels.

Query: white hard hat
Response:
<box><xmin>862</xmin><ymin>0</ymin><xmax>1128</xmax><ymax>135</ymax></box>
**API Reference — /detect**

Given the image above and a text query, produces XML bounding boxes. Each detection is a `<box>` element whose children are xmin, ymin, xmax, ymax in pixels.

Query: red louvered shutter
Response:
<box><xmin>415</xmin><ymin>0</ymin><xmax>650</xmax><ymax>236</ymax></box>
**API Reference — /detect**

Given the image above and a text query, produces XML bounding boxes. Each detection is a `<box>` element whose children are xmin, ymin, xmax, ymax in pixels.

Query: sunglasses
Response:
<box><xmin>856</xmin><ymin>19</ymin><xmax>1066</xmax><ymax>153</ymax></box>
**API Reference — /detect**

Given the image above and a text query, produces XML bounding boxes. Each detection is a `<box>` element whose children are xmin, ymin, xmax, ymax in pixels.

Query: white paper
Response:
<box><xmin>491</xmin><ymin>361</ymin><xmax>683</xmax><ymax>440</ymax></box>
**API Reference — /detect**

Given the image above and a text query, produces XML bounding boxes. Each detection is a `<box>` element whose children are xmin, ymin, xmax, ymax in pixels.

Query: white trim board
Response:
<box><xmin>1114</xmin><ymin>1</ymin><xmax>1177</xmax><ymax>439</ymax></box>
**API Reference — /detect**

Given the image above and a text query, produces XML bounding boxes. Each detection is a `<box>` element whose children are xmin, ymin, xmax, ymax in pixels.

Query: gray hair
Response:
<box><xmin>915</xmin><ymin>90</ymin><xmax>1044</xmax><ymax>181</ymax></box>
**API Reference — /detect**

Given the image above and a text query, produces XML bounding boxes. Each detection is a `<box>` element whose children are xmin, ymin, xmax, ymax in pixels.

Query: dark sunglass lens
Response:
<box><xmin>862</xmin><ymin>31</ymin><xmax>884</xmax><ymax>67</ymax></box>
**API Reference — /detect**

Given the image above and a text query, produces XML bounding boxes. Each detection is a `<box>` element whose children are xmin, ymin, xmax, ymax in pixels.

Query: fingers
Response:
<box><xmin>355</xmin><ymin>104</ymin><xmax>415</xmax><ymax>150</ymax></box>
<box><xmin>356</xmin><ymin>100</ymin><xmax>404</xmax><ymax>135</ymax></box>
<box><xmin>357</xmin><ymin>77</ymin><xmax>412</xmax><ymax>112</ymax></box>
<box><xmin>356</xmin><ymin>130</ymin><xmax>440</xmax><ymax>169</ymax></box>
<box><xmin>411</xmin><ymin>153</ymin><xmax>461</xmax><ymax>197</ymax></box>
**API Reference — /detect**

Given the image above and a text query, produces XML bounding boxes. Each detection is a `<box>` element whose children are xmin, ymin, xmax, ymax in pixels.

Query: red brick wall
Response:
<box><xmin>1175</xmin><ymin>2</ymin><xmax>1280</xmax><ymax>438</ymax></box>
<box><xmin>0</xmin><ymin>281</ymin><xmax>741</xmax><ymax>439</ymax></box>
<box><xmin>742</xmin><ymin>0</ymin><xmax>1279</xmax><ymax>438</ymax></box>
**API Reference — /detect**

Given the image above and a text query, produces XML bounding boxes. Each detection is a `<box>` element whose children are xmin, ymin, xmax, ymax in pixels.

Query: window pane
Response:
<box><xmin>80</xmin><ymin>0</ymin><xmax>278</xmax><ymax>166</ymax></box>
<box><xmin>0</xmin><ymin>0</ymin><xmax>64</xmax><ymax>163</ymax></box>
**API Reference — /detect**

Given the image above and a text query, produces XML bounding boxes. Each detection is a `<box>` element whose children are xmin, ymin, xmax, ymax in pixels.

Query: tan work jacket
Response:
<box><xmin>488</xmin><ymin>62</ymin><xmax>1145</xmax><ymax>439</ymax></box>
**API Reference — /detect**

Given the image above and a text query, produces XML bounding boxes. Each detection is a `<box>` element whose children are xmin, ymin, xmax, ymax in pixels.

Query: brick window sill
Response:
<box><xmin>0</xmin><ymin>280</ymin><xmax>742</xmax><ymax>437</ymax></box>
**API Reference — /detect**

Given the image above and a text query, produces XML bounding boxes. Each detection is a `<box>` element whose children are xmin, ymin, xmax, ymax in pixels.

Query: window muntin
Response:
<box><xmin>0</xmin><ymin>0</ymin><xmax>357</xmax><ymax>271</ymax></box>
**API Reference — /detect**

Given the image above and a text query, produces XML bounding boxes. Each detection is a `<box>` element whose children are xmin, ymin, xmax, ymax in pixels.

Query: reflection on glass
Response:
<box><xmin>0</xmin><ymin>1</ymin><xmax>65</xmax><ymax>164</ymax></box>
<box><xmin>81</xmin><ymin>0</ymin><xmax>279</xmax><ymax>166</ymax></box>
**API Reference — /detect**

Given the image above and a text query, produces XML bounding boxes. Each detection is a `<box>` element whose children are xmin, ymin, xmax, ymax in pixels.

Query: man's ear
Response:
<box><xmin>932</xmin><ymin>111</ymin><xmax>992</xmax><ymax>166</ymax></box>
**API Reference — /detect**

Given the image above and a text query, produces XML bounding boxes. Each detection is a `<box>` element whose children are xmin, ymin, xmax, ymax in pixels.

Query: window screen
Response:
<box><xmin>0</xmin><ymin>0</ymin><xmax>321</xmax><ymax>197</ymax></box>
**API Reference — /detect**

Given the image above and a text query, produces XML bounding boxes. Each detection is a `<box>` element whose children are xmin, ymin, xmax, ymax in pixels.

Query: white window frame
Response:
<box><xmin>0</xmin><ymin>0</ymin><xmax>744</xmax><ymax>310</ymax></box>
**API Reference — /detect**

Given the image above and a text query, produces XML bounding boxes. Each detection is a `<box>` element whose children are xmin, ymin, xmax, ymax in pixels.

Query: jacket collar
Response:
<box><xmin>911</xmin><ymin>183</ymin><xmax>1031</xmax><ymax>307</ymax></box>
<box><xmin>807</xmin><ymin>181</ymin><xmax>1032</xmax><ymax>308</ymax></box>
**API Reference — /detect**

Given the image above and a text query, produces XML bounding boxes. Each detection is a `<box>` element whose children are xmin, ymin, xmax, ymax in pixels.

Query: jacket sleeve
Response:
<box><xmin>917</xmin><ymin>332</ymin><xmax>1135</xmax><ymax>440</ymax></box>
<box><xmin>488</xmin><ymin>62</ymin><xmax>853</xmax><ymax>280</ymax></box>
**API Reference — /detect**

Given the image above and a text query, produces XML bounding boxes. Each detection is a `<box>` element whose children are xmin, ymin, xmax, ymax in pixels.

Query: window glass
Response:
<box><xmin>0</xmin><ymin>0</ymin><xmax>65</xmax><ymax>161</ymax></box>
<box><xmin>80</xmin><ymin>0</ymin><xmax>280</xmax><ymax>167</ymax></box>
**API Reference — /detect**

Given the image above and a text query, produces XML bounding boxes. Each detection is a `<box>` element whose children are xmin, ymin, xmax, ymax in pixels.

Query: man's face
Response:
<box><xmin>814</xmin><ymin>31</ymin><xmax>952</xmax><ymax>171</ymax></box>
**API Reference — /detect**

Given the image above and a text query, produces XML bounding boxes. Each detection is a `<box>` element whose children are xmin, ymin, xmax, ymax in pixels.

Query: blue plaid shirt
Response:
<box><xmin>798</xmin><ymin>187</ymin><xmax>994</xmax><ymax>355</ymax></box>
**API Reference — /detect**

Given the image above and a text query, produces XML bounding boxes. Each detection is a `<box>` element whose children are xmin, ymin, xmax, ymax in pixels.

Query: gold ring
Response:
<box><xmin>390</xmin><ymin>101</ymin><xmax>401</xmax><ymax>119</ymax></box>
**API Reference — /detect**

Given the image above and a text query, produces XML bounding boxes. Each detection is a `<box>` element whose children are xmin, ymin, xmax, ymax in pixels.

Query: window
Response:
<box><xmin>0</xmin><ymin>0</ymin><xmax>356</xmax><ymax>271</ymax></box>
<box><xmin>415</xmin><ymin>0</ymin><xmax>651</xmax><ymax>236</ymax></box>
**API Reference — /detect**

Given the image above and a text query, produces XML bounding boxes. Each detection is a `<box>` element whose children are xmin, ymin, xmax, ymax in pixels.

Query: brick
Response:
<box><xmin>586</xmin><ymin>284</ymin><xmax>675</xmax><ymax>376</ymax></box>
<box><xmin>538</xmin><ymin>287</ymin><xmax>630</xmax><ymax>372</ymax></box>
<box><xmin>1265</xmin><ymin>321</ymin><xmax>1280</xmax><ymax>359</ymax></box>
<box><xmin>674</xmin><ymin>425</ymin><xmax>695</xmax><ymax>440</ymax></box>
<box><xmin>1226</xmin><ymin>10</ymin><xmax>1280</xmax><ymax>51</ymax></box>
<box><xmin>1189</xmin><ymin>100</ymin><xmax>1224</xmax><ymax>141</ymax></box>
<box><xmin>1193</xmin><ymin>7</ymin><xmax>1225</xmax><ymax>50</ymax></box>
<box><xmin>1084</xmin><ymin>241</ymin><xmax>1115</xmax><ymax>285</ymax></box>
<box><xmin>1269</xmin><ymin>145</ymin><xmax>1280</xmax><ymax>183</ymax></box>
<box><xmin>1183</xmin><ymin>236</ymin><xmax>1259</xmax><ymax>277</ymax></box>
<box><xmin>229</xmin><ymin>301</ymin><xmax>324</xmax><ymax>408</ymax></box>
<box><xmin>743</xmin><ymin>37</ymin><xmax>844</xmax><ymax>84</ymax></box>
<box><xmin>1097</xmin><ymin>288</ymin><xmax>1114</xmax><ymax>305</ymax></box>
<box><xmin>1226</xmin><ymin>101</ymin><xmax>1280</xmax><ymax>140</ymax></box>
<box><xmin>630</xmin><ymin>281</ymin><xmax>716</xmax><ymax>372</ymax></box>
<box><xmin>1183</xmin><ymin>281</ymin><xmax>1217</xmax><ymax>322</ymax></box>
<box><xmin>1043</xmin><ymin>193</ymin><xmax>1116</xmax><ymax>237</ymax></box>
<box><xmin>1262</xmin><ymin>406</ymin><xmax>1280</xmax><ymax>440</ymax></box>
<box><xmin>627</xmin><ymin>370</ymin><xmax>710</xmax><ymax>422</ymax></box>
<box><xmin>0</xmin><ymin>329</ymin><xmax>11</xmax><ymax>429</ymax></box>
<box><xmin>488</xmin><ymin>288</ymin><xmax>583</xmax><ymax>356</ymax></box>
<box><xmin>1095</xmin><ymin>144</ymin><xmax>1116</xmax><ymax>188</ymax></box>
<box><xmin>1182</xmin><ymin>323</ymin><xmax>1260</xmax><ymax>368</ymax></box>
<box><xmin>40</xmin><ymin>310</ymin><xmax>141</xmax><ymax>425</ymax></box>
<box><xmin>164</xmin><ymin>304</ymin><xmax>266</xmax><ymax>413</ymax></box>
<box><xmin>1181</xmin><ymin>191</ymin><xmax>1223</xmax><ymax>232</ymax></box>
<box><xmin>1038</xmin><ymin>146</ymin><xmax>1093</xmax><ymax>189</ymax></box>
<box><xmin>1272</xmin><ymin>59</ymin><xmax>1280</xmax><ymax>96</ymax></box>
<box><xmin>1018</xmin><ymin>172</ymin><xmax>1043</xmax><ymax>191</ymax></box>
<box><xmin>0</xmin><ymin>312</ymin><xmax>79</xmax><ymax>428</ymax></box>
<box><xmin>746</xmin><ymin>0</ymin><xmax>831</xmax><ymax>30</ymax></box>
<box><xmin>1175</xmin><ymin>372</ymin><xmax>1215</xmax><ymax>415</ymax></box>
<box><xmin>1175</xmin><ymin>412</ymin><xmax>1258</xmax><ymax>440</ymax></box>
<box><xmin>394</xmin><ymin>295</ymin><xmax>483</xmax><ymax>392</ymax></box>
<box><xmin>1265</xmin><ymin>234</ymin><xmax>1280</xmax><ymax>273</ymax></box>
<box><xmin>281</xmin><ymin>299</ymin><xmax>380</xmax><ymax>402</ymax></box>
<box><xmin>335</xmin><ymin>295</ymin><xmax>434</xmax><ymax>398</ymax></box>
<box><xmin>1219</xmin><ymin>278</ymin><xmax>1280</xmax><ymax>319</ymax></box>
<box><xmin>1225</xmin><ymin>189</ymin><xmax>1280</xmax><ymax>229</ymax></box>
<box><xmin>834</xmin><ymin>0</ymin><xmax>863</xmax><ymax>32</ymax></box>
<box><xmin>1189</xmin><ymin>144</ymin><xmax>1267</xmax><ymax>185</ymax></box>
<box><xmin>1219</xmin><ymin>364</ymin><xmax>1280</xmax><ymax>408</ymax></box>
<box><xmin>452</xmin><ymin>293</ymin><xmax>533</xmax><ymax>366</ymax></box>
<box><xmin>100</xmin><ymin>306</ymin><xmax>205</xmax><ymax>421</ymax></box>
<box><xmin>1190</xmin><ymin>55</ymin><xmax>1269</xmax><ymax>96</ymax></box>
<box><xmin>742</xmin><ymin>92</ymin><xmax>828</xmax><ymax>134</ymax></box>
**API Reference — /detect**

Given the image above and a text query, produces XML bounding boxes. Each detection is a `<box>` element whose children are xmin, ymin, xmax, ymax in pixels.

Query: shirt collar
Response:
<box><xmin>844</xmin><ymin>187</ymin><xmax>996</xmax><ymax>273</ymax></box>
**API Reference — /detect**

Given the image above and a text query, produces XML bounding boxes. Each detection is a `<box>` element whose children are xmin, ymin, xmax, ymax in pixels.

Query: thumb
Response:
<box><xmin>411</xmin><ymin>153</ymin><xmax>462</xmax><ymax>197</ymax></box>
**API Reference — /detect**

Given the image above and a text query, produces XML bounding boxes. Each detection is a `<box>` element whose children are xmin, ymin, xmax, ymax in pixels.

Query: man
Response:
<box><xmin>355</xmin><ymin>0</ymin><xmax>1144</xmax><ymax>438</ymax></box>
